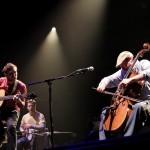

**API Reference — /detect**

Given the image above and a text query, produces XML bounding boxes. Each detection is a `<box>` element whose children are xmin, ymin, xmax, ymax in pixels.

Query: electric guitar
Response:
<box><xmin>0</xmin><ymin>89</ymin><xmax>37</xmax><ymax>107</ymax></box>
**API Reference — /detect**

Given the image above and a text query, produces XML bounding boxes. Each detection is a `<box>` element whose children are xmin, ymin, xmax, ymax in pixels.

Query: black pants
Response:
<box><xmin>0</xmin><ymin>109</ymin><xmax>19</xmax><ymax>150</ymax></box>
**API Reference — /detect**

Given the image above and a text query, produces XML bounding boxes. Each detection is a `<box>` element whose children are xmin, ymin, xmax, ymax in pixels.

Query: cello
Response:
<box><xmin>103</xmin><ymin>43</ymin><xmax>150</xmax><ymax>138</ymax></box>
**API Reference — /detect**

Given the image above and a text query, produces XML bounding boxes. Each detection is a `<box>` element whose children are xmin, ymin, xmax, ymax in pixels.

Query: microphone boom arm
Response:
<box><xmin>28</xmin><ymin>66</ymin><xmax>94</xmax><ymax>85</ymax></box>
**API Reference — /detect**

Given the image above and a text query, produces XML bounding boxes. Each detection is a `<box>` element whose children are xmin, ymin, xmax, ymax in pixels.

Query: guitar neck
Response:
<box><xmin>0</xmin><ymin>92</ymin><xmax>36</xmax><ymax>102</ymax></box>
<box><xmin>0</xmin><ymin>95</ymin><xmax>14</xmax><ymax>101</ymax></box>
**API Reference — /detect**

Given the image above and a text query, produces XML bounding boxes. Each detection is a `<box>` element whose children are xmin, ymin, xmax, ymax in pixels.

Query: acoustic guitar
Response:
<box><xmin>0</xmin><ymin>89</ymin><xmax>37</xmax><ymax>108</ymax></box>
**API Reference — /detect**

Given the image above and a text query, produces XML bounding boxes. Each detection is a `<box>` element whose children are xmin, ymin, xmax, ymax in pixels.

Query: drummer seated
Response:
<box><xmin>17</xmin><ymin>128</ymin><xmax>51</xmax><ymax>150</ymax></box>
<box><xmin>17</xmin><ymin>99</ymin><xmax>51</xmax><ymax>150</ymax></box>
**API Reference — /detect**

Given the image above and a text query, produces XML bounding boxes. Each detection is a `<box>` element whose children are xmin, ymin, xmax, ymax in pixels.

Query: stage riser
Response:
<box><xmin>44</xmin><ymin>131</ymin><xmax>150</xmax><ymax>150</ymax></box>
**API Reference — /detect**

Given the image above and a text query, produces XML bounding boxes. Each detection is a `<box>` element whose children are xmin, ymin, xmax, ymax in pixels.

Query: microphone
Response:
<box><xmin>76</xmin><ymin>66</ymin><xmax>94</xmax><ymax>72</ymax></box>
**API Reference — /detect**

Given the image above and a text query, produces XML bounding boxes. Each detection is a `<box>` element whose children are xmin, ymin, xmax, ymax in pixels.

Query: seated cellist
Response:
<box><xmin>96</xmin><ymin>46</ymin><xmax>150</xmax><ymax>140</ymax></box>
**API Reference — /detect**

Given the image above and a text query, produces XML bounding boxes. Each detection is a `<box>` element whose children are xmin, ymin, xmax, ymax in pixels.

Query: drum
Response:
<box><xmin>26</xmin><ymin>129</ymin><xmax>34</xmax><ymax>141</ymax></box>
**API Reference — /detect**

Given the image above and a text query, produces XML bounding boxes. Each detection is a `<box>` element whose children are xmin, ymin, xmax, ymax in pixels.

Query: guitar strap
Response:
<box><xmin>11</xmin><ymin>80</ymin><xmax>19</xmax><ymax>94</ymax></box>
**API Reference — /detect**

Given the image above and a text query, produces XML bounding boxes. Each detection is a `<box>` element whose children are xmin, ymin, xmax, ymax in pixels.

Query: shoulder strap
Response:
<box><xmin>11</xmin><ymin>80</ymin><xmax>19</xmax><ymax>94</ymax></box>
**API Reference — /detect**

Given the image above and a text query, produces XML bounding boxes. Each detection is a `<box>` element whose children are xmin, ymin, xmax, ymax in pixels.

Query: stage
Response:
<box><xmin>44</xmin><ymin>130</ymin><xmax>150</xmax><ymax>150</ymax></box>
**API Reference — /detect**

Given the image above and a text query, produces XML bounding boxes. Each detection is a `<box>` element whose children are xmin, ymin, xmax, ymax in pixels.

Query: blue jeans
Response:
<box><xmin>17</xmin><ymin>135</ymin><xmax>37</xmax><ymax>150</ymax></box>
<box><xmin>17</xmin><ymin>137</ymin><xmax>30</xmax><ymax>150</ymax></box>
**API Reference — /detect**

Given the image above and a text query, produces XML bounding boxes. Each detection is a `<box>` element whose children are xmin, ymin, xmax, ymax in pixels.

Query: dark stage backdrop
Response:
<box><xmin>0</xmin><ymin>0</ymin><xmax>150</xmax><ymax>145</ymax></box>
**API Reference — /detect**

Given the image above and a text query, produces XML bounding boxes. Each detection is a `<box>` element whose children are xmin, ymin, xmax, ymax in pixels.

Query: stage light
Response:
<box><xmin>52</xmin><ymin>27</ymin><xmax>56</xmax><ymax>32</ymax></box>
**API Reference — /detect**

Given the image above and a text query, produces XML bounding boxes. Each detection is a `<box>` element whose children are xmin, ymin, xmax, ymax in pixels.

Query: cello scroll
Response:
<box><xmin>138</xmin><ymin>43</ymin><xmax>150</xmax><ymax>58</ymax></box>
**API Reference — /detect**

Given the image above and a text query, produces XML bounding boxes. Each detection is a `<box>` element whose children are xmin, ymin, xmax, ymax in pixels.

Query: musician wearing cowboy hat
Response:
<box><xmin>96</xmin><ymin>48</ymin><xmax>150</xmax><ymax>140</ymax></box>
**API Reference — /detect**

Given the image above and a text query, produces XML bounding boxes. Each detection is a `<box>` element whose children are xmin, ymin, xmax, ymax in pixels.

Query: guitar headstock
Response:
<box><xmin>26</xmin><ymin>92</ymin><xmax>37</xmax><ymax>99</ymax></box>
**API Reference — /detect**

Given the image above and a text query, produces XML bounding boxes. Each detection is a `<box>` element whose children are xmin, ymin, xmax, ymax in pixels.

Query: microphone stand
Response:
<box><xmin>28</xmin><ymin>69</ymin><xmax>88</xmax><ymax>148</ymax></box>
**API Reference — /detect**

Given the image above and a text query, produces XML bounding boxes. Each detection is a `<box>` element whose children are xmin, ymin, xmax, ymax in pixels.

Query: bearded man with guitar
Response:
<box><xmin>0</xmin><ymin>62</ymin><xmax>27</xmax><ymax>150</ymax></box>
